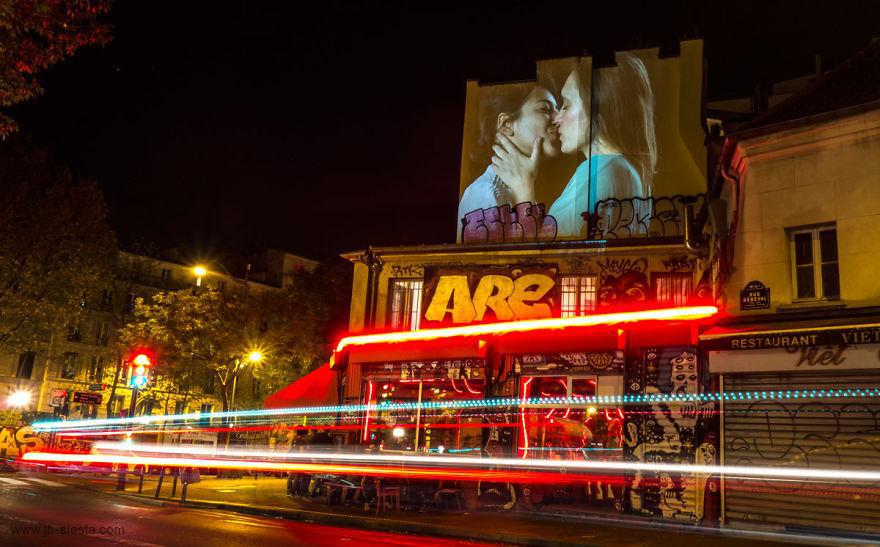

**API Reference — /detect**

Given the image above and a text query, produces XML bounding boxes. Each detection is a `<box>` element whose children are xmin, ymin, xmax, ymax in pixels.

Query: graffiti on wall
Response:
<box><xmin>421</xmin><ymin>265</ymin><xmax>557</xmax><ymax>326</ymax></box>
<box><xmin>461</xmin><ymin>203</ymin><xmax>558</xmax><ymax>244</ymax></box>
<box><xmin>597</xmin><ymin>258</ymin><xmax>648</xmax><ymax>309</ymax></box>
<box><xmin>623</xmin><ymin>348</ymin><xmax>718</xmax><ymax>522</ymax></box>
<box><xmin>0</xmin><ymin>426</ymin><xmax>91</xmax><ymax>458</ymax></box>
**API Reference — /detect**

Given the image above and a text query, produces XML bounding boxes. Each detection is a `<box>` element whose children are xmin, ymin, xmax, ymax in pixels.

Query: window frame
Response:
<box><xmin>558</xmin><ymin>275</ymin><xmax>598</xmax><ymax>317</ymax></box>
<box><xmin>388</xmin><ymin>278</ymin><xmax>424</xmax><ymax>331</ymax></box>
<box><xmin>651</xmin><ymin>272</ymin><xmax>693</xmax><ymax>307</ymax></box>
<box><xmin>788</xmin><ymin>224</ymin><xmax>840</xmax><ymax>302</ymax></box>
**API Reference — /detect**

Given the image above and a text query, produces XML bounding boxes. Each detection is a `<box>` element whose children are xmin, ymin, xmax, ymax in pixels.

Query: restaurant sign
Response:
<box><xmin>702</xmin><ymin>325</ymin><xmax>880</xmax><ymax>351</ymax></box>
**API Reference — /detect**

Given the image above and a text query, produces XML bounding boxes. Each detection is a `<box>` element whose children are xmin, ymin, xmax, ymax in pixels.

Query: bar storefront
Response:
<box><xmin>336</xmin><ymin>245</ymin><xmax>720</xmax><ymax>522</ymax></box>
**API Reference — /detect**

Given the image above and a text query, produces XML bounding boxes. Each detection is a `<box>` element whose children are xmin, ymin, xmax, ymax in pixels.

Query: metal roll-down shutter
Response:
<box><xmin>723</xmin><ymin>371</ymin><xmax>880</xmax><ymax>535</ymax></box>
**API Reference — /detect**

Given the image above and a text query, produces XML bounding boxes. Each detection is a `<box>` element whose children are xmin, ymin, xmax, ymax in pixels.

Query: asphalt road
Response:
<box><xmin>0</xmin><ymin>474</ymin><xmax>497</xmax><ymax>547</ymax></box>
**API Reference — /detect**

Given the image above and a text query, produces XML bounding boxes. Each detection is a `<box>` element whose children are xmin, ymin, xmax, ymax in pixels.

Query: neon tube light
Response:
<box><xmin>334</xmin><ymin>306</ymin><xmax>719</xmax><ymax>354</ymax></box>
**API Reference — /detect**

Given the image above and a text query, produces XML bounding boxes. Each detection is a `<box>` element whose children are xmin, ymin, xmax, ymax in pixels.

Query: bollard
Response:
<box><xmin>171</xmin><ymin>473</ymin><xmax>178</xmax><ymax>497</ymax></box>
<box><xmin>137</xmin><ymin>466</ymin><xmax>146</xmax><ymax>494</ymax></box>
<box><xmin>181</xmin><ymin>481</ymin><xmax>188</xmax><ymax>503</ymax></box>
<box><xmin>115</xmin><ymin>464</ymin><xmax>127</xmax><ymax>491</ymax></box>
<box><xmin>155</xmin><ymin>467</ymin><xmax>165</xmax><ymax>499</ymax></box>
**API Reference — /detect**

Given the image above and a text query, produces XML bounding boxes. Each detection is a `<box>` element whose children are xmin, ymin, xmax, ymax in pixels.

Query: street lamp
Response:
<box><xmin>7</xmin><ymin>389</ymin><xmax>32</xmax><ymax>408</ymax></box>
<box><xmin>193</xmin><ymin>265</ymin><xmax>207</xmax><ymax>287</ymax></box>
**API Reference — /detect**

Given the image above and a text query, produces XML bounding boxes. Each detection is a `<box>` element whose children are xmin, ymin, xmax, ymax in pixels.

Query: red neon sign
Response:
<box><xmin>333</xmin><ymin>306</ymin><xmax>718</xmax><ymax>361</ymax></box>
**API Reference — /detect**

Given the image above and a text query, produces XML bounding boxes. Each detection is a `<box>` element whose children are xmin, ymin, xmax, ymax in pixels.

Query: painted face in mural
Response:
<box><xmin>555</xmin><ymin>70</ymin><xmax>589</xmax><ymax>155</ymax></box>
<box><xmin>670</xmin><ymin>350</ymin><xmax>697</xmax><ymax>396</ymax></box>
<box><xmin>500</xmin><ymin>86</ymin><xmax>561</xmax><ymax>159</ymax></box>
<box><xmin>597</xmin><ymin>271</ymin><xmax>649</xmax><ymax>308</ymax></box>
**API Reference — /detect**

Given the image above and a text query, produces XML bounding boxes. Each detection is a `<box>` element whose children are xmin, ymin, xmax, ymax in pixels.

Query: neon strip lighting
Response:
<box><xmin>26</xmin><ymin>445</ymin><xmax>880</xmax><ymax>482</ymax></box>
<box><xmin>334</xmin><ymin>305</ymin><xmax>718</xmax><ymax>353</ymax></box>
<box><xmin>31</xmin><ymin>386</ymin><xmax>880</xmax><ymax>432</ymax></box>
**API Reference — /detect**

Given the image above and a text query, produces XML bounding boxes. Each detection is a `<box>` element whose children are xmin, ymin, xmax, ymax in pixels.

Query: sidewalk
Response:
<box><xmin>52</xmin><ymin>472</ymin><xmax>835</xmax><ymax>547</ymax></box>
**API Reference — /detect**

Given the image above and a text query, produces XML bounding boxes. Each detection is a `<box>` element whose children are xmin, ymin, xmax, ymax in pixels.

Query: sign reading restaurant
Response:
<box><xmin>702</xmin><ymin>325</ymin><xmax>880</xmax><ymax>351</ymax></box>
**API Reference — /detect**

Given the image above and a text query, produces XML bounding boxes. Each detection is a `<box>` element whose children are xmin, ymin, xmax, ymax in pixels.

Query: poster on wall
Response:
<box><xmin>457</xmin><ymin>41</ymin><xmax>706</xmax><ymax>243</ymax></box>
<box><xmin>421</xmin><ymin>265</ymin><xmax>557</xmax><ymax>328</ymax></box>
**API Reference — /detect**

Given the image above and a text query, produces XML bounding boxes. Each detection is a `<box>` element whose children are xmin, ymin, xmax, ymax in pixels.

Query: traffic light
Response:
<box><xmin>128</xmin><ymin>349</ymin><xmax>154</xmax><ymax>389</ymax></box>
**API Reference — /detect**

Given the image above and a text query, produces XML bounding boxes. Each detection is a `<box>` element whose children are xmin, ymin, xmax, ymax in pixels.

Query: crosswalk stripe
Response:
<box><xmin>23</xmin><ymin>477</ymin><xmax>64</xmax><ymax>487</ymax></box>
<box><xmin>0</xmin><ymin>477</ymin><xmax>29</xmax><ymax>486</ymax></box>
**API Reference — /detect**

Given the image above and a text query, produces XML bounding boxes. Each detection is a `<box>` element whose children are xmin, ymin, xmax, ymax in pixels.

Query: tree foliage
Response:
<box><xmin>0</xmin><ymin>0</ymin><xmax>113</xmax><ymax>137</ymax></box>
<box><xmin>120</xmin><ymin>286</ymin><xmax>329</xmax><ymax>412</ymax></box>
<box><xmin>0</xmin><ymin>141</ymin><xmax>116</xmax><ymax>352</ymax></box>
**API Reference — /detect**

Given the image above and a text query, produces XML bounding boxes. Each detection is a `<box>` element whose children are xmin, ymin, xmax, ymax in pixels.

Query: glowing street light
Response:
<box><xmin>193</xmin><ymin>265</ymin><xmax>208</xmax><ymax>287</ymax></box>
<box><xmin>7</xmin><ymin>389</ymin><xmax>32</xmax><ymax>408</ymax></box>
<box><xmin>248</xmin><ymin>350</ymin><xmax>263</xmax><ymax>363</ymax></box>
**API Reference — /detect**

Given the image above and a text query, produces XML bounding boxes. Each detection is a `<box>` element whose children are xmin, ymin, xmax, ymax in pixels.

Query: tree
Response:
<box><xmin>0</xmin><ymin>0</ymin><xmax>112</xmax><ymax>137</ymax></box>
<box><xmin>120</xmin><ymin>286</ymin><xmax>327</xmax><ymax>412</ymax></box>
<box><xmin>0</xmin><ymin>141</ymin><xmax>116</xmax><ymax>352</ymax></box>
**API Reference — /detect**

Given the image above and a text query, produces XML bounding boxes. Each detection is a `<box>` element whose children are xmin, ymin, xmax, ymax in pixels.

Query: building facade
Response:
<box><xmin>0</xmin><ymin>249</ymin><xmax>306</xmax><ymax>423</ymax></box>
<box><xmin>701</xmin><ymin>42</ymin><xmax>880</xmax><ymax>535</ymax></box>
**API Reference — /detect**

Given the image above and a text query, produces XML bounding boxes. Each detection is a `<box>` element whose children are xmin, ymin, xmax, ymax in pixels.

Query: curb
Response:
<box><xmin>114</xmin><ymin>492</ymin><xmax>594</xmax><ymax>547</ymax></box>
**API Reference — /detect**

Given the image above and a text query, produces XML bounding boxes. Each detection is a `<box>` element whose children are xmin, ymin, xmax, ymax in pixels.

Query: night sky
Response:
<box><xmin>11</xmin><ymin>1</ymin><xmax>880</xmax><ymax>261</ymax></box>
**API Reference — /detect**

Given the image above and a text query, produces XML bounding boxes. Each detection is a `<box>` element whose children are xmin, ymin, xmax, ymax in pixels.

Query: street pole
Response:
<box><xmin>129</xmin><ymin>386</ymin><xmax>139</xmax><ymax>417</ymax></box>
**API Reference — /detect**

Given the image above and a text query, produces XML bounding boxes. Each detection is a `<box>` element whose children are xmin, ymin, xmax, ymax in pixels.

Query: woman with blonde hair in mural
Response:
<box><xmin>494</xmin><ymin>53</ymin><xmax>656</xmax><ymax>238</ymax></box>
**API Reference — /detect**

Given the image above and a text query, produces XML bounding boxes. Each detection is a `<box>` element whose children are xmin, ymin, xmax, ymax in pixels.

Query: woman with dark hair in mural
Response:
<box><xmin>494</xmin><ymin>53</ymin><xmax>656</xmax><ymax>238</ymax></box>
<box><xmin>457</xmin><ymin>82</ymin><xmax>561</xmax><ymax>225</ymax></box>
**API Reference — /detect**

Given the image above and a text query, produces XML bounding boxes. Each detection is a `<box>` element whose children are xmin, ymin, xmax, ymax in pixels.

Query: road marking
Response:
<box><xmin>23</xmin><ymin>477</ymin><xmax>65</xmax><ymax>486</ymax></box>
<box><xmin>0</xmin><ymin>477</ymin><xmax>29</xmax><ymax>486</ymax></box>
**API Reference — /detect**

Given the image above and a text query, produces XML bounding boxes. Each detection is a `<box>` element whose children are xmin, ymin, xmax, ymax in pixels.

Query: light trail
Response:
<box><xmin>26</xmin><ymin>441</ymin><xmax>880</xmax><ymax>483</ymax></box>
<box><xmin>32</xmin><ymin>387</ymin><xmax>880</xmax><ymax>433</ymax></box>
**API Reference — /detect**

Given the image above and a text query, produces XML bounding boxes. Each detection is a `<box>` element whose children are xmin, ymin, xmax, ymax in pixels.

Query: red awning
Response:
<box><xmin>263</xmin><ymin>363</ymin><xmax>338</xmax><ymax>409</ymax></box>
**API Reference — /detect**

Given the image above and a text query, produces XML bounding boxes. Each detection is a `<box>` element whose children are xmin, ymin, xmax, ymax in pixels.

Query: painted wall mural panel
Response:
<box><xmin>623</xmin><ymin>347</ymin><xmax>718</xmax><ymax>522</ymax></box>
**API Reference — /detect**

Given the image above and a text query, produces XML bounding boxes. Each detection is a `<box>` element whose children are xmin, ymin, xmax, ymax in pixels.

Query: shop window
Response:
<box><xmin>559</xmin><ymin>275</ymin><xmax>597</xmax><ymax>317</ymax></box>
<box><xmin>652</xmin><ymin>272</ymin><xmax>692</xmax><ymax>306</ymax></box>
<box><xmin>519</xmin><ymin>375</ymin><xmax>623</xmax><ymax>461</ymax></box>
<box><xmin>388</xmin><ymin>279</ymin><xmax>423</xmax><ymax>331</ymax></box>
<box><xmin>366</xmin><ymin>374</ymin><xmax>484</xmax><ymax>453</ymax></box>
<box><xmin>61</xmin><ymin>352</ymin><xmax>80</xmax><ymax>379</ymax></box>
<box><xmin>789</xmin><ymin>225</ymin><xmax>839</xmax><ymax>301</ymax></box>
<box><xmin>16</xmin><ymin>351</ymin><xmax>36</xmax><ymax>379</ymax></box>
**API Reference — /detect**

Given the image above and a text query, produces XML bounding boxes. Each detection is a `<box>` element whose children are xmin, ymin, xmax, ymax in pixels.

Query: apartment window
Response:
<box><xmin>790</xmin><ymin>225</ymin><xmax>840</xmax><ymax>301</ymax></box>
<box><xmin>173</xmin><ymin>400</ymin><xmax>187</xmax><ymax>415</ymax></box>
<box><xmin>653</xmin><ymin>273</ymin><xmax>692</xmax><ymax>306</ymax></box>
<box><xmin>100</xmin><ymin>289</ymin><xmax>113</xmax><ymax>307</ymax></box>
<box><xmin>141</xmin><ymin>399</ymin><xmax>156</xmax><ymax>416</ymax></box>
<box><xmin>389</xmin><ymin>279</ymin><xmax>423</xmax><ymax>330</ymax></box>
<box><xmin>16</xmin><ymin>352</ymin><xmax>36</xmax><ymax>379</ymax></box>
<box><xmin>61</xmin><ymin>352</ymin><xmax>80</xmax><ymax>379</ymax></box>
<box><xmin>95</xmin><ymin>320</ymin><xmax>109</xmax><ymax>346</ymax></box>
<box><xmin>66</xmin><ymin>324</ymin><xmax>82</xmax><ymax>342</ymax></box>
<box><xmin>89</xmin><ymin>356</ymin><xmax>105</xmax><ymax>382</ymax></box>
<box><xmin>125</xmin><ymin>292</ymin><xmax>138</xmax><ymax>313</ymax></box>
<box><xmin>161</xmin><ymin>268</ymin><xmax>172</xmax><ymax>283</ymax></box>
<box><xmin>559</xmin><ymin>275</ymin><xmax>597</xmax><ymax>317</ymax></box>
<box><xmin>216</xmin><ymin>280</ymin><xmax>226</xmax><ymax>292</ymax></box>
